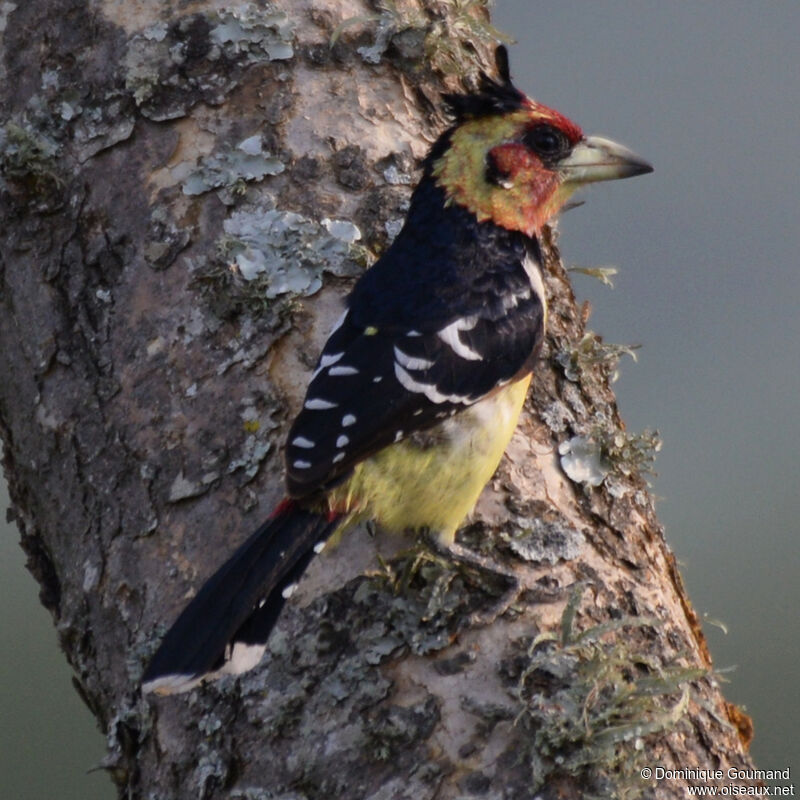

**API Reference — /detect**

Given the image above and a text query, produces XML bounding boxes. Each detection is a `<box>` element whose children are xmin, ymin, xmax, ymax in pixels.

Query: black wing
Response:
<box><xmin>285</xmin><ymin>249</ymin><xmax>544</xmax><ymax>498</ymax></box>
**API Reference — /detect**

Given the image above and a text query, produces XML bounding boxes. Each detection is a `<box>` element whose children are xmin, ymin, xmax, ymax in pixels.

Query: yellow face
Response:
<box><xmin>432</xmin><ymin>102</ymin><xmax>652</xmax><ymax>237</ymax></box>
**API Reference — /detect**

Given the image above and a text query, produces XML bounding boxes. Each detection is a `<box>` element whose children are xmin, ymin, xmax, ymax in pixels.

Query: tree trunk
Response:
<box><xmin>0</xmin><ymin>1</ymin><xmax>757</xmax><ymax>798</ymax></box>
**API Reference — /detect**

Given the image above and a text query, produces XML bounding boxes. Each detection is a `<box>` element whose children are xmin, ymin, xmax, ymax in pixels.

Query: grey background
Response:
<box><xmin>1</xmin><ymin>2</ymin><xmax>797</xmax><ymax>797</ymax></box>
<box><xmin>494</xmin><ymin>0</ymin><xmax>799</xmax><ymax>773</ymax></box>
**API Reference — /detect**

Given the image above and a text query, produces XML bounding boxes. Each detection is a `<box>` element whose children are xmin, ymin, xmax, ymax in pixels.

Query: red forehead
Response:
<box><xmin>523</xmin><ymin>98</ymin><xmax>584</xmax><ymax>144</ymax></box>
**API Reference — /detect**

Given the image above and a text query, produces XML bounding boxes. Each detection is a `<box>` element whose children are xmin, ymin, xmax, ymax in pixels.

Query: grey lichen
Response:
<box><xmin>503</xmin><ymin>511</ymin><xmax>584</xmax><ymax>565</ymax></box>
<box><xmin>145</xmin><ymin>206</ymin><xmax>192</xmax><ymax>271</ymax></box>
<box><xmin>6</xmin><ymin>63</ymin><xmax>136</xmax><ymax>170</ymax></box>
<box><xmin>0</xmin><ymin>1</ymin><xmax>17</xmax><ymax>35</ymax></box>
<box><xmin>559</xmin><ymin>435</ymin><xmax>609</xmax><ymax>488</ymax></box>
<box><xmin>351</xmin><ymin>571</ymin><xmax>457</xmax><ymax>657</ymax></box>
<box><xmin>210</xmin><ymin>3</ymin><xmax>294</xmax><ymax>61</ymax></box>
<box><xmin>559</xmin><ymin>427</ymin><xmax>662</xmax><ymax>489</ymax></box>
<box><xmin>355</xmin><ymin>10</ymin><xmax>415</xmax><ymax>65</ymax></box>
<box><xmin>182</xmin><ymin>135</ymin><xmax>285</xmax><ymax>198</ymax></box>
<box><xmin>384</xmin><ymin>217</ymin><xmax>404</xmax><ymax>241</ymax></box>
<box><xmin>212</xmin><ymin>571</ymin><xmax>459</xmax><ymax>795</ymax></box>
<box><xmin>72</xmin><ymin>100</ymin><xmax>135</xmax><ymax>163</ymax></box>
<box><xmin>365</xmin><ymin>544</ymin><xmax>512</xmax><ymax>653</ymax></box>
<box><xmin>365</xmin><ymin>697</ymin><xmax>440</xmax><ymax>762</ymax></box>
<box><xmin>124</xmin><ymin>24</ymin><xmax>183</xmax><ymax>112</ymax></box>
<box><xmin>124</xmin><ymin>5</ymin><xmax>293</xmax><ymax>121</ymax></box>
<box><xmin>227</xmin><ymin>435</ymin><xmax>272</xmax><ymax>482</ymax></box>
<box><xmin>217</xmin><ymin>206</ymin><xmax>366</xmax><ymax>298</ymax></box>
<box><xmin>168</xmin><ymin>470</ymin><xmax>210</xmax><ymax>503</ymax></box>
<box><xmin>509</xmin><ymin>588</ymin><xmax>702</xmax><ymax>798</ymax></box>
<box><xmin>382</xmin><ymin>164</ymin><xmax>412</xmax><ymax>186</ymax></box>
<box><xmin>194</xmin><ymin>743</ymin><xmax>230</xmax><ymax>797</ymax></box>
<box><xmin>102</xmin><ymin>698</ymin><xmax>153</xmax><ymax>787</ymax></box>
<box><xmin>539</xmin><ymin>399</ymin><xmax>576</xmax><ymax>434</ymax></box>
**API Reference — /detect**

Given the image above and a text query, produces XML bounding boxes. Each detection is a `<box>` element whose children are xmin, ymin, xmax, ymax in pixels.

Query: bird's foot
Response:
<box><xmin>421</xmin><ymin>532</ymin><xmax>521</xmax><ymax>628</ymax></box>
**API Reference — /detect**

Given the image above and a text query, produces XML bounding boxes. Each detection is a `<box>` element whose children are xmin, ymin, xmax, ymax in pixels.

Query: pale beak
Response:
<box><xmin>560</xmin><ymin>135</ymin><xmax>653</xmax><ymax>184</ymax></box>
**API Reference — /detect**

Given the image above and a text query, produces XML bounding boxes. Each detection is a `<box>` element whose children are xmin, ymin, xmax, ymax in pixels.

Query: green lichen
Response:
<box><xmin>556</xmin><ymin>332</ymin><xmax>640</xmax><ymax>383</ymax></box>
<box><xmin>0</xmin><ymin>121</ymin><xmax>62</xmax><ymax>199</ymax></box>
<box><xmin>568</xmin><ymin>264</ymin><xmax>619</xmax><ymax>288</ymax></box>
<box><xmin>367</xmin><ymin>542</ymin><xmax>512</xmax><ymax>652</ymax></box>
<box><xmin>340</xmin><ymin>0</ymin><xmax>509</xmax><ymax>77</ymax></box>
<box><xmin>423</xmin><ymin>0</ymin><xmax>513</xmax><ymax>76</ymax></box>
<box><xmin>595</xmin><ymin>426</ymin><xmax>663</xmax><ymax>479</ymax></box>
<box><xmin>365</xmin><ymin>697</ymin><xmax>440</xmax><ymax>762</ymax></box>
<box><xmin>510</xmin><ymin>587</ymin><xmax>702</xmax><ymax>798</ymax></box>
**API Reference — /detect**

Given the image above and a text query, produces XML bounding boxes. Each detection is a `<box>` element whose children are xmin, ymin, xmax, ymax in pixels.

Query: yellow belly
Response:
<box><xmin>325</xmin><ymin>375</ymin><xmax>531</xmax><ymax>544</ymax></box>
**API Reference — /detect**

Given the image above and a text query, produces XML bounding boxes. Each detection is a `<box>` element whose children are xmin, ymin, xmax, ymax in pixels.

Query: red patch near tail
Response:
<box><xmin>271</xmin><ymin>498</ymin><xmax>297</xmax><ymax>518</ymax></box>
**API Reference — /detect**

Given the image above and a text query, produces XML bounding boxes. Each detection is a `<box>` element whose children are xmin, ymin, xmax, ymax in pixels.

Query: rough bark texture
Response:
<box><xmin>0</xmin><ymin>1</ymin><xmax>757</xmax><ymax>798</ymax></box>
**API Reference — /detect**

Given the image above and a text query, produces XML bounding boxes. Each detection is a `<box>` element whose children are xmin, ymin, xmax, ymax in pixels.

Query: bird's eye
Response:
<box><xmin>524</xmin><ymin>125</ymin><xmax>569</xmax><ymax>160</ymax></box>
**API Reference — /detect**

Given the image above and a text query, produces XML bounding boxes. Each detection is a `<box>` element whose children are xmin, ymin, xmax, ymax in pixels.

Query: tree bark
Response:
<box><xmin>0</xmin><ymin>1</ymin><xmax>757</xmax><ymax>798</ymax></box>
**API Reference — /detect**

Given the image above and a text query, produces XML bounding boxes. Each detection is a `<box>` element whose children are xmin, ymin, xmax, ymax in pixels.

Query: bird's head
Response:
<box><xmin>431</xmin><ymin>46</ymin><xmax>653</xmax><ymax>237</ymax></box>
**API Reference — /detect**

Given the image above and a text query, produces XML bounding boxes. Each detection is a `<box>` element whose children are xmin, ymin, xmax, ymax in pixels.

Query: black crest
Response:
<box><xmin>442</xmin><ymin>46</ymin><xmax>525</xmax><ymax>121</ymax></box>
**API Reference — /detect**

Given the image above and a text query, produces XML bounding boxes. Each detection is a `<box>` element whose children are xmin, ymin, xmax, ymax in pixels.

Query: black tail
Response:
<box><xmin>142</xmin><ymin>501</ymin><xmax>341</xmax><ymax>694</ymax></box>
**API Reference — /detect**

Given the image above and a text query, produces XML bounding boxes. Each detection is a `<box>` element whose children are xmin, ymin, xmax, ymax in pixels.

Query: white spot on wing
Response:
<box><xmin>522</xmin><ymin>253</ymin><xmax>548</xmax><ymax>323</ymax></box>
<box><xmin>500</xmin><ymin>286</ymin><xmax>532</xmax><ymax>312</ymax></box>
<box><xmin>437</xmin><ymin>318</ymin><xmax>482</xmax><ymax>361</ymax></box>
<box><xmin>407</xmin><ymin>330</ymin><xmax>422</xmax><ymax>337</ymax></box>
<box><xmin>328</xmin><ymin>365</ymin><xmax>359</xmax><ymax>376</ymax></box>
<box><xmin>394</xmin><ymin>363</ymin><xmax>474</xmax><ymax>405</ymax></box>
<box><xmin>373</xmin><ymin>376</ymin><xmax>383</xmax><ymax>383</ymax></box>
<box><xmin>336</xmin><ymin>434</ymin><xmax>349</xmax><ymax>447</ymax></box>
<box><xmin>292</xmin><ymin>436</ymin><xmax>315</xmax><ymax>449</ymax></box>
<box><xmin>293</xmin><ymin>459</ymin><xmax>312</xmax><ymax>469</ymax></box>
<box><xmin>502</xmin><ymin>293</ymin><xmax>519</xmax><ymax>310</ymax></box>
<box><xmin>394</xmin><ymin>346</ymin><xmax>434</xmax><ymax>371</ymax></box>
<box><xmin>341</xmin><ymin>414</ymin><xmax>356</xmax><ymax>427</ymax></box>
<box><xmin>282</xmin><ymin>582</ymin><xmax>298</xmax><ymax>599</ymax></box>
<box><xmin>394</xmin><ymin>430</ymin><xmax>403</xmax><ymax>442</ymax></box>
<box><xmin>305</xmin><ymin>397</ymin><xmax>338</xmax><ymax>410</ymax></box>
<box><xmin>311</xmin><ymin>351</ymin><xmax>344</xmax><ymax>380</ymax></box>
<box><xmin>332</xmin><ymin>452</ymin><xmax>345</xmax><ymax>463</ymax></box>
<box><xmin>313</xmin><ymin>540</ymin><xmax>326</xmax><ymax>554</ymax></box>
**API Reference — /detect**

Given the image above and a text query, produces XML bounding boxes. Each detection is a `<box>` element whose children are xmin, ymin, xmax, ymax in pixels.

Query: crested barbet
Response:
<box><xmin>143</xmin><ymin>46</ymin><xmax>652</xmax><ymax>694</ymax></box>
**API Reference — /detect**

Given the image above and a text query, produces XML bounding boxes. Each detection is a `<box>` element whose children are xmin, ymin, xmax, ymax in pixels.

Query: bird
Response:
<box><xmin>142</xmin><ymin>46</ymin><xmax>652</xmax><ymax>694</ymax></box>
